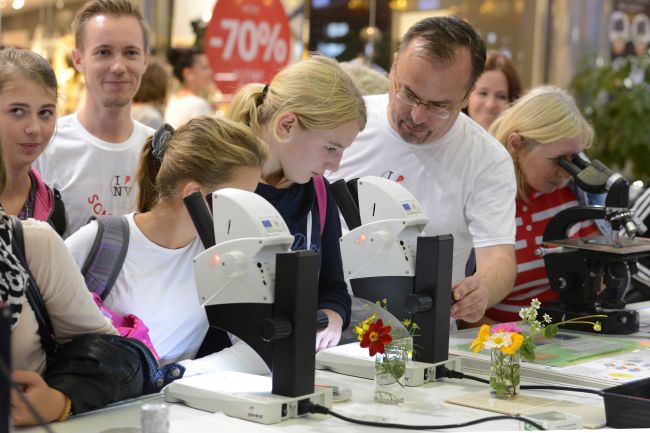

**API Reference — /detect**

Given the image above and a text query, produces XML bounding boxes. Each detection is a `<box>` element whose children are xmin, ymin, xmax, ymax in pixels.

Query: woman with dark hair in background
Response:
<box><xmin>465</xmin><ymin>51</ymin><xmax>523</xmax><ymax>131</ymax></box>
<box><xmin>164</xmin><ymin>47</ymin><xmax>214</xmax><ymax>128</ymax></box>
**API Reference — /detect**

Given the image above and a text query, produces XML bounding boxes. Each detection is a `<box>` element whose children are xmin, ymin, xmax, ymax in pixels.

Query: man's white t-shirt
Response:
<box><xmin>164</xmin><ymin>94</ymin><xmax>212</xmax><ymax>129</ymax></box>
<box><xmin>328</xmin><ymin>94</ymin><xmax>517</xmax><ymax>284</ymax></box>
<box><xmin>65</xmin><ymin>212</ymin><xmax>209</xmax><ymax>365</ymax></box>
<box><xmin>35</xmin><ymin>113</ymin><xmax>154</xmax><ymax>236</ymax></box>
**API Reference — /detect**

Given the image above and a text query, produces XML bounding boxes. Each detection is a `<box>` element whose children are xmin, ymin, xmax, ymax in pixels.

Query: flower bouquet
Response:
<box><xmin>470</xmin><ymin>299</ymin><xmax>605</xmax><ymax>399</ymax></box>
<box><xmin>354</xmin><ymin>300</ymin><xmax>418</xmax><ymax>404</ymax></box>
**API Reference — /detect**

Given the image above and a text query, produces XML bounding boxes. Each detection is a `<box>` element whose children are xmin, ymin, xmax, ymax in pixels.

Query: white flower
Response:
<box><xmin>543</xmin><ymin>314</ymin><xmax>552</xmax><ymax>324</ymax></box>
<box><xmin>484</xmin><ymin>332</ymin><xmax>513</xmax><ymax>349</ymax></box>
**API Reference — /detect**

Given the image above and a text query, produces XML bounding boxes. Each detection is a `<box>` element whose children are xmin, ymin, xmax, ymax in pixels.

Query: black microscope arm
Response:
<box><xmin>543</xmin><ymin>205</ymin><xmax>606</xmax><ymax>242</ymax></box>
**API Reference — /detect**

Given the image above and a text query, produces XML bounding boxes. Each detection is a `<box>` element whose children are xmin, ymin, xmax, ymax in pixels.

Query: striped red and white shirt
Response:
<box><xmin>486</xmin><ymin>186</ymin><xmax>599</xmax><ymax>322</ymax></box>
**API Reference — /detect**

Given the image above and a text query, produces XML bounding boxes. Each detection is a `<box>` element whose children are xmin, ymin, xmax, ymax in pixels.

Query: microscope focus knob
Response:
<box><xmin>369</xmin><ymin>230</ymin><xmax>392</xmax><ymax>253</ymax></box>
<box><xmin>221</xmin><ymin>251</ymin><xmax>247</xmax><ymax>277</ymax></box>
<box><xmin>260</xmin><ymin>318</ymin><xmax>293</xmax><ymax>342</ymax></box>
<box><xmin>405</xmin><ymin>293</ymin><xmax>434</xmax><ymax>314</ymax></box>
<box><xmin>554</xmin><ymin>276</ymin><xmax>571</xmax><ymax>292</ymax></box>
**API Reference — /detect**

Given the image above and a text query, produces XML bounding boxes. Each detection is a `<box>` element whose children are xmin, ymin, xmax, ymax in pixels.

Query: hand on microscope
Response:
<box><xmin>450</xmin><ymin>275</ymin><xmax>489</xmax><ymax>323</ymax></box>
<box><xmin>315</xmin><ymin>308</ymin><xmax>343</xmax><ymax>351</ymax></box>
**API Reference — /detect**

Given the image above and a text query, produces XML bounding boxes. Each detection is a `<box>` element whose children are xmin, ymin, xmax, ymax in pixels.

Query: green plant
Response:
<box><xmin>570</xmin><ymin>55</ymin><xmax>650</xmax><ymax>181</ymax></box>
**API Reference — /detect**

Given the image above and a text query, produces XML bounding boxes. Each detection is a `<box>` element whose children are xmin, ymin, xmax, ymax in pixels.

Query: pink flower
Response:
<box><xmin>491</xmin><ymin>322</ymin><xmax>521</xmax><ymax>334</ymax></box>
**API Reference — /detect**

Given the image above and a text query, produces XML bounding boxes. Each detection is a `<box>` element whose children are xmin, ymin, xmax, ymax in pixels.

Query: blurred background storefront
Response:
<box><xmin>1</xmin><ymin>0</ymin><xmax>648</xmax><ymax>178</ymax></box>
<box><xmin>0</xmin><ymin>0</ymin><xmax>624</xmax><ymax>90</ymax></box>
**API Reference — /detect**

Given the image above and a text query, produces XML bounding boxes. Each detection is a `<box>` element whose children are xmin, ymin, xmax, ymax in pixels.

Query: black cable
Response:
<box><xmin>0</xmin><ymin>356</ymin><xmax>56</xmax><ymax>433</ymax></box>
<box><xmin>309</xmin><ymin>402</ymin><xmax>546</xmax><ymax>430</ymax></box>
<box><xmin>436</xmin><ymin>366</ymin><xmax>604</xmax><ymax>396</ymax></box>
<box><xmin>437</xmin><ymin>366</ymin><xmax>489</xmax><ymax>384</ymax></box>
<box><xmin>520</xmin><ymin>385</ymin><xmax>604</xmax><ymax>396</ymax></box>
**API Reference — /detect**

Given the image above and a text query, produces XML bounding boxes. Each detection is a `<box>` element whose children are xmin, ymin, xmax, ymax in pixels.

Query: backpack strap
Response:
<box><xmin>314</xmin><ymin>176</ymin><xmax>327</xmax><ymax>236</ymax></box>
<box><xmin>47</xmin><ymin>188</ymin><xmax>67</xmax><ymax>237</ymax></box>
<box><xmin>10</xmin><ymin>217</ymin><xmax>58</xmax><ymax>357</ymax></box>
<box><xmin>81</xmin><ymin>215</ymin><xmax>129</xmax><ymax>301</ymax></box>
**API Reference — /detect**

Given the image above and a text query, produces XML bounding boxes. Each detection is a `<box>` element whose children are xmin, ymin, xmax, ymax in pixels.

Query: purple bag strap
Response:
<box><xmin>314</xmin><ymin>175</ymin><xmax>327</xmax><ymax>236</ymax></box>
<box><xmin>80</xmin><ymin>215</ymin><xmax>129</xmax><ymax>301</ymax></box>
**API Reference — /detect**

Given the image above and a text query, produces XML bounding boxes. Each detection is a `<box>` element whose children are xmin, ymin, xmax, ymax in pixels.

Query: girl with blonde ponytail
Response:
<box><xmin>228</xmin><ymin>54</ymin><xmax>367</xmax><ymax>350</ymax></box>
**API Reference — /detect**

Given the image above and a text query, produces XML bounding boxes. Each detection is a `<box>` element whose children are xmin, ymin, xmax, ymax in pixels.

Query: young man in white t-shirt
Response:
<box><xmin>329</xmin><ymin>16</ymin><xmax>517</xmax><ymax>324</ymax></box>
<box><xmin>35</xmin><ymin>0</ymin><xmax>154</xmax><ymax>236</ymax></box>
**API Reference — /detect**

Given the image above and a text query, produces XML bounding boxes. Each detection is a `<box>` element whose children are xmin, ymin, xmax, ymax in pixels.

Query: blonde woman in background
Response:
<box><xmin>485</xmin><ymin>85</ymin><xmax>604</xmax><ymax>323</ymax></box>
<box><xmin>227</xmin><ymin>55</ymin><xmax>367</xmax><ymax>350</ymax></box>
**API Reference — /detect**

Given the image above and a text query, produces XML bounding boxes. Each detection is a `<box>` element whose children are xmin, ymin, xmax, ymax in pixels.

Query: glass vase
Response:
<box><xmin>489</xmin><ymin>348</ymin><xmax>521</xmax><ymax>399</ymax></box>
<box><xmin>374</xmin><ymin>339</ymin><xmax>409</xmax><ymax>404</ymax></box>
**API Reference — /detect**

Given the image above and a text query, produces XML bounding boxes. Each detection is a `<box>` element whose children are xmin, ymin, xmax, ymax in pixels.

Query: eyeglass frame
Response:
<box><xmin>392</xmin><ymin>66</ymin><xmax>471</xmax><ymax>120</ymax></box>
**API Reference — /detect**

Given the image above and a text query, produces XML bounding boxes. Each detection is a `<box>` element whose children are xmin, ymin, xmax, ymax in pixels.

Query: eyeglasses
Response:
<box><xmin>393</xmin><ymin>73</ymin><xmax>464</xmax><ymax>120</ymax></box>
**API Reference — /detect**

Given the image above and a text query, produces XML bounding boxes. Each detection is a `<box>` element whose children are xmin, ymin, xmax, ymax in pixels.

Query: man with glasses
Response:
<box><xmin>329</xmin><ymin>16</ymin><xmax>517</xmax><ymax>326</ymax></box>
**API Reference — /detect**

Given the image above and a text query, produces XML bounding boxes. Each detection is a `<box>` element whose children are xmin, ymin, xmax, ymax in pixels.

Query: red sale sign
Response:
<box><xmin>204</xmin><ymin>0</ymin><xmax>292</xmax><ymax>94</ymax></box>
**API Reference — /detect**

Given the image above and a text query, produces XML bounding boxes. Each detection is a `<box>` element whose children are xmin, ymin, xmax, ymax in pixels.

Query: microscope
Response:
<box><xmin>164</xmin><ymin>189</ymin><xmax>332</xmax><ymax>424</ymax></box>
<box><xmin>536</xmin><ymin>152</ymin><xmax>650</xmax><ymax>334</ymax></box>
<box><xmin>315</xmin><ymin>176</ymin><xmax>460</xmax><ymax>386</ymax></box>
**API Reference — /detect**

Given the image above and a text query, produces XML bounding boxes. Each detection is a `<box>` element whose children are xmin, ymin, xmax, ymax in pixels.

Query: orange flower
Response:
<box><xmin>501</xmin><ymin>333</ymin><xmax>524</xmax><ymax>355</ymax></box>
<box><xmin>360</xmin><ymin>319</ymin><xmax>393</xmax><ymax>356</ymax></box>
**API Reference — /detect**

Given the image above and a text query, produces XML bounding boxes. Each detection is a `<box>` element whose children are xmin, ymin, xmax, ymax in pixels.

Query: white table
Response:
<box><xmin>17</xmin><ymin>369</ymin><xmax>609</xmax><ymax>433</ymax></box>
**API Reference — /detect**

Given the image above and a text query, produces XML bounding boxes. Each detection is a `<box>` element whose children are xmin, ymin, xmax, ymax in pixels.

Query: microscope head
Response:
<box><xmin>559</xmin><ymin>152</ymin><xmax>638</xmax><ymax>237</ymax></box>
<box><xmin>559</xmin><ymin>152</ymin><xmax>629</xmax><ymax>207</ymax></box>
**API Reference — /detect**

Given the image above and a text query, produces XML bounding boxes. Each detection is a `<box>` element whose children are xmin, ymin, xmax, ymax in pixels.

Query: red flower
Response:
<box><xmin>360</xmin><ymin>319</ymin><xmax>393</xmax><ymax>356</ymax></box>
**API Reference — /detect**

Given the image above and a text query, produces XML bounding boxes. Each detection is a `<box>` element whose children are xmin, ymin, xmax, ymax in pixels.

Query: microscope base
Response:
<box><xmin>315</xmin><ymin>342</ymin><xmax>461</xmax><ymax>386</ymax></box>
<box><xmin>539</xmin><ymin>303</ymin><xmax>640</xmax><ymax>335</ymax></box>
<box><xmin>164</xmin><ymin>371</ymin><xmax>332</xmax><ymax>424</ymax></box>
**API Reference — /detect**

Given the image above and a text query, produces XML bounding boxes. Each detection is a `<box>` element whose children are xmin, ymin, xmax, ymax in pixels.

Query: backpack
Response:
<box><xmin>81</xmin><ymin>215</ymin><xmax>159</xmax><ymax>358</ymax></box>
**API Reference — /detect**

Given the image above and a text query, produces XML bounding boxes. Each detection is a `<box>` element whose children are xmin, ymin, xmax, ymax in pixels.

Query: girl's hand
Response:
<box><xmin>11</xmin><ymin>370</ymin><xmax>67</xmax><ymax>426</ymax></box>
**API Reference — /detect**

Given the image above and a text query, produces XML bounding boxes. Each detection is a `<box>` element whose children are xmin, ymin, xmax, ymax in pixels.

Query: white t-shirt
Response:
<box><xmin>65</xmin><ymin>212</ymin><xmax>209</xmax><ymax>365</ymax></box>
<box><xmin>328</xmin><ymin>94</ymin><xmax>517</xmax><ymax>284</ymax></box>
<box><xmin>164</xmin><ymin>94</ymin><xmax>212</xmax><ymax>129</ymax></box>
<box><xmin>35</xmin><ymin>113</ymin><xmax>154</xmax><ymax>237</ymax></box>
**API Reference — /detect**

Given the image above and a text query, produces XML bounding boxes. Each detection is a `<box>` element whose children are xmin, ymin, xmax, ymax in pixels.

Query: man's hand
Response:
<box><xmin>315</xmin><ymin>309</ymin><xmax>343</xmax><ymax>351</ymax></box>
<box><xmin>451</xmin><ymin>274</ymin><xmax>489</xmax><ymax>323</ymax></box>
<box><xmin>452</xmin><ymin>244</ymin><xmax>516</xmax><ymax>323</ymax></box>
<box><xmin>11</xmin><ymin>370</ymin><xmax>67</xmax><ymax>426</ymax></box>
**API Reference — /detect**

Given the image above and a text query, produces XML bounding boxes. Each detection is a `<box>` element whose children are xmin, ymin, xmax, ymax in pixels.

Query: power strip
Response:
<box><xmin>164</xmin><ymin>371</ymin><xmax>332</xmax><ymax>424</ymax></box>
<box><xmin>315</xmin><ymin>342</ymin><xmax>461</xmax><ymax>386</ymax></box>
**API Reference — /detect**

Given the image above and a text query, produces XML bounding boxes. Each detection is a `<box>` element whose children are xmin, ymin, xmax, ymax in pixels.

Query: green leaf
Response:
<box><xmin>543</xmin><ymin>324</ymin><xmax>558</xmax><ymax>338</ymax></box>
<box><xmin>520</xmin><ymin>341</ymin><xmax>536</xmax><ymax>363</ymax></box>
